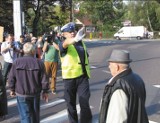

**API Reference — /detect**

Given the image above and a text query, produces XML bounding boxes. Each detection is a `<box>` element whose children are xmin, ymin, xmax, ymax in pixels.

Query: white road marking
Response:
<box><xmin>8</xmin><ymin>98</ymin><xmax>65</xmax><ymax>108</ymax></box>
<box><xmin>6</xmin><ymin>96</ymin><xmax>159</xmax><ymax>123</ymax></box>
<box><xmin>40</xmin><ymin>105</ymin><xmax>93</xmax><ymax>123</ymax></box>
<box><xmin>40</xmin><ymin>99</ymin><xmax>65</xmax><ymax>110</ymax></box>
<box><xmin>8</xmin><ymin>98</ymin><xmax>17</xmax><ymax>106</ymax></box>
<box><xmin>149</xmin><ymin>121</ymin><xmax>158</xmax><ymax>123</ymax></box>
<box><xmin>56</xmin><ymin>76</ymin><xmax>62</xmax><ymax>81</ymax></box>
<box><xmin>93</xmin><ymin>120</ymin><xmax>98</xmax><ymax>123</ymax></box>
<box><xmin>153</xmin><ymin>84</ymin><xmax>160</xmax><ymax>88</ymax></box>
<box><xmin>91</xmin><ymin>66</ymin><xmax>97</xmax><ymax>69</ymax></box>
<box><xmin>102</xmin><ymin>70</ymin><xmax>111</xmax><ymax>74</ymax></box>
<box><xmin>40</xmin><ymin>107</ymin><xmax>69</xmax><ymax>123</ymax></box>
<box><xmin>7</xmin><ymin>89</ymin><xmax>10</xmax><ymax>93</ymax></box>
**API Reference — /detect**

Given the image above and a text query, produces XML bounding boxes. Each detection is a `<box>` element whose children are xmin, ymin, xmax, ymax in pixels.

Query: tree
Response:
<box><xmin>1</xmin><ymin>0</ymin><xmax>160</xmax><ymax>37</ymax></box>
<box><xmin>0</xmin><ymin>0</ymin><xmax>13</xmax><ymax>34</ymax></box>
<box><xmin>146</xmin><ymin>0</ymin><xmax>160</xmax><ymax>31</ymax></box>
<box><xmin>123</xmin><ymin>0</ymin><xmax>160</xmax><ymax>32</ymax></box>
<box><xmin>23</xmin><ymin>0</ymin><xmax>70</xmax><ymax>36</ymax></box>
<box><xmin>74</xmin><ymin>0</ymin><xmax>124</xmax><ymax>32</ymax></box>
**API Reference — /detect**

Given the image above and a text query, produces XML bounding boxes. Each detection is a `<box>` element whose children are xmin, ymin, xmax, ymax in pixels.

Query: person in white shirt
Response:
<box><xmin>1</xmin><ymin>34</ymin><xmax>19</xmax><ymax>86</ymax></box>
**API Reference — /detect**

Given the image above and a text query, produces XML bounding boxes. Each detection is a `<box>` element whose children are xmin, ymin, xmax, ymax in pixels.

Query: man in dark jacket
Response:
<box><xmin>8</xmin><ymin>42</ymin><xmax>49</xmax><ymax>123</ymax></box>
<box><xmin>99</xmin><ymin>49</ymin><xmax>149</xmax><ymax>123</ymax></box>
<box><xmin>0</xmin><ymin>68</ymin><xmax>7</xmax><ymax>121</ymax></box>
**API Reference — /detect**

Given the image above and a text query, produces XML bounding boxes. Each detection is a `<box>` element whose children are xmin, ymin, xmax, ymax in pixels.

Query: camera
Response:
<box><xmin>44</xmin><ymin>31</ymin><xmax>56</xmax><ymax>44</ymax></box>
<box><xmin>44</xmin><ymin>35</ymin><xmax>53</xmax><ymax>44</ymax></box>
<box><xmin>11</xmin><ymin>42</ymin><xmax>15</xmax><ymax>47</ymax></box>
<box><xmin>8</xmin><ymin>42</ymin><xmax>16</xmax><ymax>50</ymax></box>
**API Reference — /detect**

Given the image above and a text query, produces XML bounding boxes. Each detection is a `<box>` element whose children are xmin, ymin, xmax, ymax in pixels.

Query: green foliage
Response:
<box><xmin>23</xmin><ymin>0</ymin><xmax>70</xmax><ymax>36</ymax></box>
<box><xmin>0</xmin><ymin>0</ymin><xmax>13</xmax><ymax>33</ymax></box>
<box><xmin>122</xmin><ymin>0</ymin><xmax>160</xmax><ymax>32</ymax></box>
<box><xmin>147</xmin><ymin>1</ymin><xmax>160</xmax><ymax>31</ymax></box>
<box><xmin>75</xmin><ymin>0</ymin><xmax>123</xmax><ymax>33</ymax></box>
<box><xmin>1</xmin><ymin>0</ymin><xmax>160</xmax><ymax>37</ymax></box>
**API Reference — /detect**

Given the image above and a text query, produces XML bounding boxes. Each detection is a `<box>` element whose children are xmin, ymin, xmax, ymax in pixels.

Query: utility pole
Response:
<box><xmin>13</xmin><ymin>0</ymin><xmax>22</xmax><ymax>41</ymax></box>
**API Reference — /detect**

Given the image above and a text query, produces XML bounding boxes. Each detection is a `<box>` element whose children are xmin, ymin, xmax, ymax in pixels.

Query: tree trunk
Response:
<box><xmin>147</xmin><ymin>9</ymin><xmax>153</xmax><ymax>32</ymax></box>
<box><xmin>32</xmin><ymin>15</ymin><xmax>39</xmax><ymax>36</ymax></box>
<box><xmin>32</xmin><ymin>0</ymin><xmax>40</xmax><ymax>36</ymax></box>
<box><xmin>146</xmin><ymin>1</ymin><xmax>153</xmax><ymax>32</ymax></box>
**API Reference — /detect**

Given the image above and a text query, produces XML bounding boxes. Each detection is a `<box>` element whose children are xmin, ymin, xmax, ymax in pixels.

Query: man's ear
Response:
<box><xmin>116</xmin><ymin>64</ymin><xmax>120</xmax><ymax>71</ymax></box>
<box><xmin>31</xmin><ymin>50</ymin><xmax>35</xmax><ymax>55</ymax></box>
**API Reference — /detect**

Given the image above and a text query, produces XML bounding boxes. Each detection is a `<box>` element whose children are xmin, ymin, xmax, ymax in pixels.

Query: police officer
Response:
<box><xmin>59</xmin><ymin>22</ymin><xmax>92</xmax><ymax>123</ymax></box>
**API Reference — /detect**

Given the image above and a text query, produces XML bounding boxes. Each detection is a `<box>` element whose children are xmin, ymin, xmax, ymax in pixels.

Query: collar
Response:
<box><xmin>23</xmin><ymin>54</ymin><xmax>34</xmax><ymax>57</ymax></box>
<box><xmin>107</xmin><ymin>68</ymin><xmax>132</xmax><ymax>86</ymax></box>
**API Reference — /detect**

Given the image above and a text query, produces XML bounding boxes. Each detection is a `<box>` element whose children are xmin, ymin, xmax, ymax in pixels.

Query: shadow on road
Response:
<box><xmin>146</xmin><ymin>103</ymin><xmax>160</xmax><ymax>116</ymax></box>
<box><xmin>133</xmin><ymin>57</ymin><xmax>160</xmax><ymax>63</ymax></box>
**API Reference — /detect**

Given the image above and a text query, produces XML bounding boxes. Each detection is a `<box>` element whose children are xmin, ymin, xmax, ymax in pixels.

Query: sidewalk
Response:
<box><xmin>83</xmin><ymin>38</ymin><xmax>111</xmax><ymax>41</ymax></box>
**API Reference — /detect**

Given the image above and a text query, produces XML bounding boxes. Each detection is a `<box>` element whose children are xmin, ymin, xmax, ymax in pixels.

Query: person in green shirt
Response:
<box><xmin>42</xmin><ymin>33</ymin><xmax>59</xmax><ymax>94</ymax></box>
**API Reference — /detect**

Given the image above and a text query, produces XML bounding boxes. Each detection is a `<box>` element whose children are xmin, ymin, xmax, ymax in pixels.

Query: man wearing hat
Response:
<box><xmin>99</xmin><ymin>49</ymin><xmax>149</xmax><ymax>123</ymax></box>
<box><xmin>59</xmin><ymin>22</ymin><xmax>92</xmax><ymax>123</ymax></box>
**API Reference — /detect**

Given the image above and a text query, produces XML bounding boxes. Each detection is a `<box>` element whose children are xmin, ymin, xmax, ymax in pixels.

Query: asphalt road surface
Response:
<box><xmin>0</xmin><ymin>39</ymin><xmax>160</xmax><ymax>123</ymax></box>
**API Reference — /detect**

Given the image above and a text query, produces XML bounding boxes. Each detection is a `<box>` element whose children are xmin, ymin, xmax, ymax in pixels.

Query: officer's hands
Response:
<box><xmin>74</xmin><ymin>27</ymin><xmax>85</xmax><ymax>42</ymax></box>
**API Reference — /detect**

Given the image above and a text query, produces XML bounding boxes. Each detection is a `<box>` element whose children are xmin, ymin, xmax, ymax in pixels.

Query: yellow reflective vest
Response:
<box><xmin>60</xmin><ymin>42</ymin><xmax>90</xmax><ymax>79</ymax></box>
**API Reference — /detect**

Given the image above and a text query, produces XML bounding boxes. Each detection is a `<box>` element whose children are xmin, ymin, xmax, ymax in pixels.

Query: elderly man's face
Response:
<box><xmin>108</xmin><ymin>62</ymin><xmax>118</xmax><ymax>77</ymax></box>
<box><xmin>31</xmin><ymin>39</ymin><xmax>37</xmax><ymax>44</ymax></box>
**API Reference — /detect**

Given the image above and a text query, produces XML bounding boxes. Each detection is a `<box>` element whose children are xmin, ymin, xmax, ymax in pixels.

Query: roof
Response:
<box><xmin>78</xmin><ymin>17</ymin><xmax>93</xmax><ymax>26</ymax></box>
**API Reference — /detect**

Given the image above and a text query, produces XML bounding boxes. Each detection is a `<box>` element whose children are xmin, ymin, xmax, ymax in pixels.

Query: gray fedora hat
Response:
<box><xmin>108</xmin><ymin>49</ymin><xmax>132</xmax><ymax>63</ymax></box>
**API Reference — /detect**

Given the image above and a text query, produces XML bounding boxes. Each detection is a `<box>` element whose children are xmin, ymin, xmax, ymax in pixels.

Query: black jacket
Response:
<box><xmin>99</xmin><ymin>68</ymin><xmax>149</xmax><ymax>123</ymax></box>
<box><xmin>0</xmin><ymin>69</ymin><xmax>7</xmax><ymax>116</ymax></box>
<box><xmin>8</xmin><ymin>55</ymin><xmax>49</xmax><ymax>96</ymax></box>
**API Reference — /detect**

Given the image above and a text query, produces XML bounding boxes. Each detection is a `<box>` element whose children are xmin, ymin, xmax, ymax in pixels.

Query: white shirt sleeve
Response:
<box><xmin>1</xmin><ymin>42</ymin><xmax>7</xmax><ymax>54</ymax></box>
<box><xmin>106</xmin><ymin>89</ymin><xmax>128</xmax><ymax>123</ymax></box>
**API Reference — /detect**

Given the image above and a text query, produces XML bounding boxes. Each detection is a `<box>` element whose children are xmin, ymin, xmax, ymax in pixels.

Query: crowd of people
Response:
<box><xmin>0</xmin><ymin>30</ymin><xmax>60</xmax><ymax>122</ymax></box>
<box><xmin>0</xmin><ymin>22</ymin><xmax>149</xmax><ymax>123</ymax></box>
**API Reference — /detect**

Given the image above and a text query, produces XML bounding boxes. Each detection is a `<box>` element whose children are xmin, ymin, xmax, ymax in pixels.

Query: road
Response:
<box><xmin>0</xmin><ymin>39</ymin><xmax>160</xmax><ymax>123</ymax></box>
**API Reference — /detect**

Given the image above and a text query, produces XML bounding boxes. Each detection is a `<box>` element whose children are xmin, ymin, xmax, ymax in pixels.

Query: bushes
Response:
<box><xmin>85</xmin><ymin>31</ymin><xmax>116</xmax><ymax>39</ymax></box>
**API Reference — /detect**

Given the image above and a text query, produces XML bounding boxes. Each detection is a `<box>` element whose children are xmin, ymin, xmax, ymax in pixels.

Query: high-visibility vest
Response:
<box><xmin>60</xmin><ymin>42</ymin><xmax>90</xmax><ymax>79</ymax></box>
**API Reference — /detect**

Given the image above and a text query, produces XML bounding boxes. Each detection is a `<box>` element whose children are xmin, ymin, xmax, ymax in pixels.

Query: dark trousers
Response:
<box><xmin>64</xmin><ymin>75</ymin><xmax>92</xmax><ymax>123</ymax></box>
<box><xmin>17</xmin><ymin>96</ymin><xmax>40</xmax><ymax>123</ymax></box>
<box><xmin>2</xmin><ymin>62</ymin><xmax>12</xmax><ymax>86</ymax></box>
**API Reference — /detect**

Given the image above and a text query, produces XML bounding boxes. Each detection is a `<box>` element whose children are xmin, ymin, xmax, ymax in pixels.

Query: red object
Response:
<box><xmin>99</xmin><ymin>32</ymin><xmax>102</xmax><ymax>39</ymax></box>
